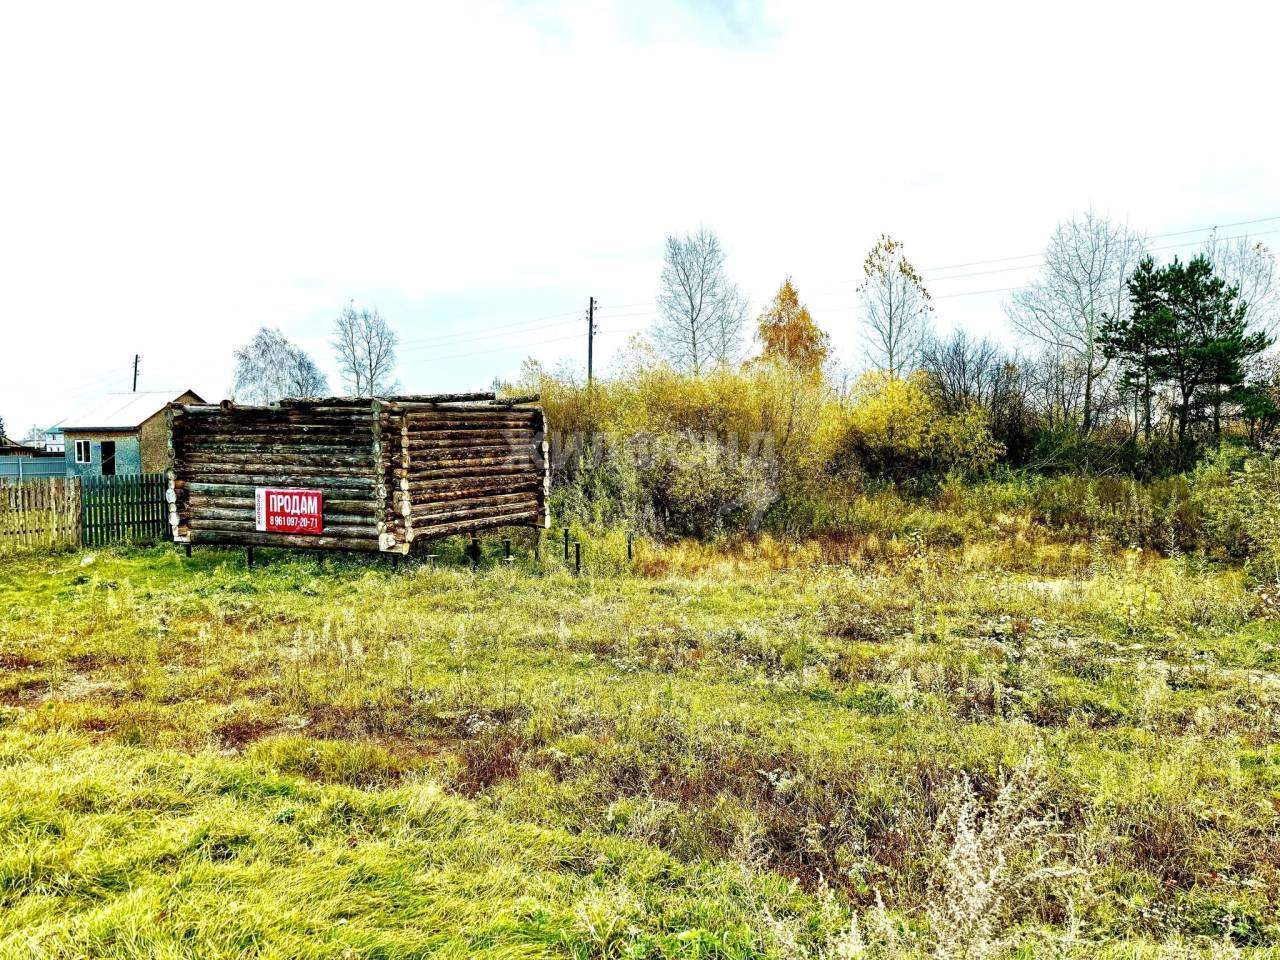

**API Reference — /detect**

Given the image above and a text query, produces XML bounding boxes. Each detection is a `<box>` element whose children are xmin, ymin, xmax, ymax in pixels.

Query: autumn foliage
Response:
<box><xmin>754</xmin><ymin>278</ymin><xmax>830</xmax><ymax>376</ymax></box>
<box><xmin>520</xmin><ymin>307</ymin><xmax>1000</xmax><ymax>536</ymax></box>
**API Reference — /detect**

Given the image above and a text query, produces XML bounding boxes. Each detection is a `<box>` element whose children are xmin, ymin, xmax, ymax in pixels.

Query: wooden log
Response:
<box><xmin>177</xmin><ymin>448</ymin><xmax>372</xmax><ymax>462</ymax></box>
<box><xmin>177</xmin><ymin>430</ymin><xmax>372</xmax><ymax>445</ymax></box>
<box><xmin>175</xmin><ymin>409</ymin><xmax>373</xmax><ymax>424</ymax></box>
<box><xmin>488</xmin><ymin>393</ymin><xmax>540</xmax><ymax>406</ymax></box>
<box><xmin>188</xmin><ymin>510</ymin><xmax>378</xmax><ymax>529</ymax></box>
<box><xmin>398</xmin><ymin>464</ymin><xmax>535</xmax><ymax>481</ymax></box>
<box><xmin>405</xmin><ymin>411</ymin><xmax>536</xmax><ymax>426</ymax></box>
<box><xmin>177</xmin><ymin>480</ymin><xmax>375</xmax><ymax>498</ymax></box>
<box><xmin>408</xmin><ymin>484</ymin><xmax>539</xmax><ymax>510</ymax></box>
<box><xmin>404</xmin><ymin>404</ymin><xmax>537</xmax><ymax>414</ymax></box>
<box><xmin>402</xmin><ymin>425</ymin><xmax>534</xmax><ymax>437</ymax></box>
<box><xmin>186</xmin><ymin>517</ymin><xmax>382</xmax><ymax>536</ymax></box>
<box><xmin>408</xmin><ymin>445</ymin><xmax>533</xmax><ymax>464</ymax></box>
<box><xmin>407</xmin><ymin>478</ymin><xmax>535</xmax><ymax>498</ymax></box>
<box><xmin>270</xmin><ymin>396</ymin><xmax>434</xmax><ymax>408</ymax></box>
<box><xmin>406</xmin><ymin>407</ymin><xmax>536</xmax><ymax>419</ymax></box>
<box><xmin>172</xmin><ymin>448</ymin><xmax>371</xmax><ymax>463</ymax></box>
<box><xmin>175</xmin><ymin>472</ymin><xmax>377</xmax><ymax>488</ymax></box>
<box><xmin>177</xmin><ymin>408</ymin><xmax>374</xmax><ymax>423</ymax></box>
<box><xmin>176</xmin><ymin>459</ymin><xmax>373</xmax><ymax>478</ymax></box>
<box><xmin>400</xmin><ymin>454</ymin><xmax>535</xmax><ymax>473</ymax></box>
<box><xmin>272</xmin><ymin>397</ymin><xmax>382</xmax><ymax>407</ymax></box>
<box><xmin>179</xmin><ymin>422</ymin><xmax>372</xmax><ymax>432</ymax></box>
<box><xmin>384</xmin><ymin>392</ymin><xmax>496</xmax><ymax>404</ymax></box>
<box><xmin>178</xmin><ymin>452</ymin><xmax>374</xmax><ymax>467</ymax></box>
<box><xmin>404</xmin><ymin>429</ymin><xmax>535</xmax><ymax>445</ymax></box>
<box><xmin>409</xmin><ymin>508</ymin><xmax>539</xmax><ymax>540</ymax></box>
<box><xmin>410</xmin><ymin>494</ymin><xmax>540</xmax><ymax>522</ymax></box>
<box><xmin>172</xmin><ymin>403</ymin><xmax>234</xmax><ymax>413</ymax></box>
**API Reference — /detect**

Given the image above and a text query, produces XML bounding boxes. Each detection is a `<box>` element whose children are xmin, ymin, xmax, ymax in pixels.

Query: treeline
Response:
<box><xmin>230</xmin><ymin>303</ymin><xmax>400</xmax><ymax>404</ymax></box>
<box><xmin>509</xmin><ymin>212</ymin><xmax>1279</xmax><ymax>537</ymax></box>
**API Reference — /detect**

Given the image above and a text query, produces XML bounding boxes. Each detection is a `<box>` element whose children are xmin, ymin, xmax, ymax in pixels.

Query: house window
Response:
<box><xmin>74</xmin><ymin>440</ymin><xmax>92</xmax><ymax>464</ymax></box>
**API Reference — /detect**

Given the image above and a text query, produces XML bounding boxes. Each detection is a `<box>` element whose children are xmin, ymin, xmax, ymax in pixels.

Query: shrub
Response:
<box><xmin>1191</xmin><ymin>448</ymin><xmax>1280</xmax><ymax>577</ymax></box>
<box><xmin>637</xmin><ymin>433</ymin><xmax>776</xmax><ymax>538</ymax></box>
<box><xmin>525</xmin><ymin>355</ymin><xmax>839</xmax><ymax>536</ymax></box>
<box><xmin>836</xmin><ymin>372</ymin><xmax>1001</xmax><ymax>485</ymax></box>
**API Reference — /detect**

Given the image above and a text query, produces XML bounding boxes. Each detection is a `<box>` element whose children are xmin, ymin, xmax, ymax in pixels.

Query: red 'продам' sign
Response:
<box><xmin>255</xmin><ymin>488</ymin><xmax>324</xmax><ymax>535</ymax></box>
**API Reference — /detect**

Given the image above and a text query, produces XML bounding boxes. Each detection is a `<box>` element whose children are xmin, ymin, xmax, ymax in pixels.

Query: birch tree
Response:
<box><xmin>1005</xmin><ymin>212</ymin><xmax>1146</xmax><ymax>435</ymax></box>
<box><xmin>332</xmin><ymin>303</ymin><xmax>399</xmax><ymax>396</ymax></box>
<box><xmin>232</xmin><ymin>327</ymin><xmax>329</xmax><ymax>404</ymax></box>
<box><xmin>858</xmin><ymin>234</ymin><xmax>933</xmax><ymax>376</ymax></box>
<box><xmin>654</xmin><ymin>228</ymin><xmax>749</xmax><ymax>372</ymax></box>
<box><xmin>755</xmin><ymin>278</ymin><xmax>830</xmax><ymax>376</ymax></box>
<box><xmin>1202</xmin><ymin>230</ymin><xmax>1278</xmax><ymax>340</ymax></box>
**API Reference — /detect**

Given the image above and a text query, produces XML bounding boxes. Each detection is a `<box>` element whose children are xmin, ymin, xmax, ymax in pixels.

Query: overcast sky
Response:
<box><xmin>2</xmin><ymin>0</ymin><xmax>1278</xmax><ymax>434</ymax></box>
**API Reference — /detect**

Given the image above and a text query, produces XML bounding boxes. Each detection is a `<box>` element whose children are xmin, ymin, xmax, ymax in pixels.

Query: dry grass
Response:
<box><xmin>1</xmin><ymin>534</ymin><xmax>1278</xmax><ymax>957</ymax></box>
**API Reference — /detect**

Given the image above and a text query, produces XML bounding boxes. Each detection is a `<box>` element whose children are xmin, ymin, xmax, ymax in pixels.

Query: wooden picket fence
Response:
<box><xmin>0</xmin><ymin>478</ymin><xmax>81</xmax><ymax>555</ymax></box>
<box><xmin>0</xmin><ymin>473</ymin><xmax>171</xmax><ymax>555</ymax></box>
<box><xmin>81</xmin><ymin>474</ymin><xmax>170</xmax><ymax>547</ymax></box>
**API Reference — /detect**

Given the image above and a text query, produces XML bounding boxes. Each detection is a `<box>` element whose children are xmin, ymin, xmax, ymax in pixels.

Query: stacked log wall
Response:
<box><xmin>167</xmin><ymin>403</ymin><xmax>389</xmax><ymax>552</ymax></box>
<box><xmin>399</xmin><ymin>405</ymin><xmax>549</xmax><ymax>540</ymax></box>
<box><xmin>167</xmin><ymin>398</ymin><xmax>549</xmax><ymax>553</ymax></box>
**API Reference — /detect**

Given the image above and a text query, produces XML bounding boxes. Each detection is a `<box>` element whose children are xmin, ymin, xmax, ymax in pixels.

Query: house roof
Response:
<box><xmin>62</xmin><ymin>390</ymin><xmax>204</xmax><ymax>432</ymax></box>
<box><xmin>0</xmin><ymin>432</ymin><xmax>55</xmax><ymax>456</ymax></box>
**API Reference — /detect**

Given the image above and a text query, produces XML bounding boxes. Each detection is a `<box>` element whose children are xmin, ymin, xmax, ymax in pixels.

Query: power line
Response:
<box><xmin>419</xmin><ymin>331</ymin><xmax>587</xmax><ymax>363</ymax></box>
<box><xmin>398</xmin><ymin>315</ymin><xmax>584</xmax><ymax>353</ymax></box>
<box><xmin>809</xmin><ymin>223</ymin><xmax>1280</xmax><ymax>296</ymax></box>
<box><xmin>803</xmin><ymin>225</ymin><xmax>1280</xmax><ymax>304</ymax></box>
<box><xmin>400</xmin><ymin>212</ymin><xmax>1279</xmax><ymax>362</ymax></box>
<box><xmin>397</xmin><ymin>307</ymin><xmax>585</xmax><ymax>347</ymax></box>
<box><xmin>400</xmin><ymin>299</ymin><xmax>659</xmax><ymax>350</ymax></box>
<box><xmin>919</xmin><ymin>214</ymin><xmax>1280</xmax><ymax>274</ymax></box>
<box><xmin>412</xmin><ymin>324</ymin><xmax>646</xmax><ymax>365</ymax></box>
<box><xmin>929</xmin><ymin>228</ymin><xmax>1280</xmax><ymax>300</ymax></box>
<box><xmin>594</xmin><ymin>307</ymin><xmax>658</xmax><ymax>320</ymax></box>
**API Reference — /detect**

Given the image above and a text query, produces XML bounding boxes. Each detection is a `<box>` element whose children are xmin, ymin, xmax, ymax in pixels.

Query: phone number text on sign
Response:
<box><xmin>254</xmin><ymin>488</ymin><xmax>324</xmax><ymax>535</ymax></box>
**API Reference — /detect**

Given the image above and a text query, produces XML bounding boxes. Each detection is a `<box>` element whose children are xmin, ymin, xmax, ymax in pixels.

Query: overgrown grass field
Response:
<box><xmin>2</xmin><ymin>529</ymin><xmax>1279</xmax><ymax>957</ymax></box>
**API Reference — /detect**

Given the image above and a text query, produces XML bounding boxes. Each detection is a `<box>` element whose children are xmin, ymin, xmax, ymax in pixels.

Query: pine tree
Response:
<box><xmin>1102</xmin><ymin>255</ymin><xmax>1270</xmax><ymax>464</ymax></box>
<box><xmin>1100</xmin><ymin>260</ymin><xmax>1160</xmax><ymax>444</ymax></box>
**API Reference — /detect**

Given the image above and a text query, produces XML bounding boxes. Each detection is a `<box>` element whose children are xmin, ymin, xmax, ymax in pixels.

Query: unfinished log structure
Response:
<box><xmin>166</xmin><ymin>393</ymin><xmax>548</xmax><ymax>553</ymax></box>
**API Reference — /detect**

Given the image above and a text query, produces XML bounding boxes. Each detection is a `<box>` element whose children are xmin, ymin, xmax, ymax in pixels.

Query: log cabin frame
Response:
<box><xmin>166</xmin><ymin>393</ymin><xmax>549</xmax><ymax>553</ymax></box>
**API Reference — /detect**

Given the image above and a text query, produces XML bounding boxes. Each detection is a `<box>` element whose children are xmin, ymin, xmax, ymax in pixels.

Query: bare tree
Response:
<box><xmin>1202</xmin><ymin>230</ymin><xmax>1279</xmax><ymax>340</ymax></box>
<box><xmin>654</xmin><ymin>228</ymin><xmax>749</xmax><ymax>372</ymax></box>
<box><xmin>859</xmin><ymin>234</ymin><xmax>933</xmax><ymax>376</ymax></box>
<box><xmin>332</xmin><ymin>303</ymin><xmax>399</xmax><ymax>396</ymax></box>
<box><xmin>232</xmin><ymin>327</ymin><xmax>329</xmax><ymax>404</ymax></box>
<box><xmin>921</xmin><ymin>328</ymin><xmax>1008</xmax><ymax>411</ymax></box>
<box><xmin>1005</xmin><ymin>212</ymin><xmax>1146</xmax><ymax>436</ymax></box>
<box><xmin>1025</xmin><ymin>349</ymin><xmax>1090</xmax><ymax>433</ymax></box>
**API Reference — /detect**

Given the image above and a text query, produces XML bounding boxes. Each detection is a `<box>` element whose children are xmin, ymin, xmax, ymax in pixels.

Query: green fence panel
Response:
<box><xmin>81</xmin><ymin>473</ymin><xmax>169</xmax><ymax>547</ymax></box>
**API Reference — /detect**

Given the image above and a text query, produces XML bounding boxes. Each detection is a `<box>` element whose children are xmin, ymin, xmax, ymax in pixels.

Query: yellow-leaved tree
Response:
<box><xmin>754</xmin><ymin>278</ymin><xmax>830</xmax><ymax>377</ymax></box>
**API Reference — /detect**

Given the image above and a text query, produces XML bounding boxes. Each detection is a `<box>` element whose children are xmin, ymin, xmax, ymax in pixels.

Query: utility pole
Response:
<box><xmin>132</xmin><ymin>354</ymin><xmax>140</xmax><ymax>392</ymax></box>
<box><xmin>586</xmin><ymin>297</ymin><xmax>597</xmax><ymax>385</ymax></box>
